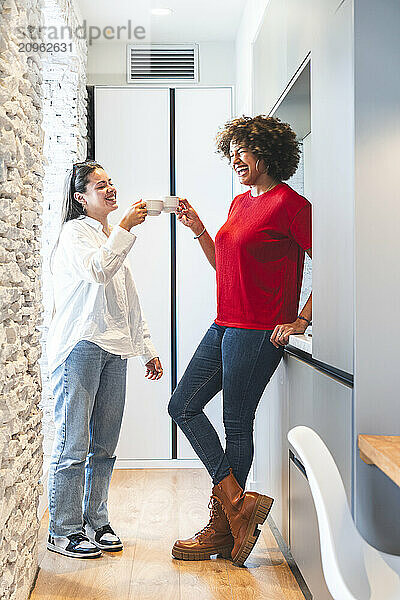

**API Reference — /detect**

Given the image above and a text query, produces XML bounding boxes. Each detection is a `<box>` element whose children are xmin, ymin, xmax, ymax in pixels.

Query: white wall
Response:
<box><xmin>235</xmin><ymin>0</ymin><xmax>271</xmax><ymax>114</ymax></box>
<box><xmin>353</xmin><ymin>0</ymin><xmax>400</xmax><ymax>554</ymax></box>
<box><xmin>244</xmin><ymin>0</ymin><xmax>353</xmax><ymax>375</ymax></box>
<box><xmin>87</xmin><ymin>41</ymin><xmax>235</xmax><ymax>86</ymax></box>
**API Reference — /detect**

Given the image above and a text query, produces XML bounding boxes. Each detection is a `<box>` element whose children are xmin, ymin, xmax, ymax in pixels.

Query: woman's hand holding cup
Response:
<box><xmin>176</xmin><ymin>198</ymin><xmax>204</xmax><ymax>235</ymax></box>
<box><xmin>119</xmin><ymin>200</ymin><xmax>147</xmax><ymax>231</ymax></box>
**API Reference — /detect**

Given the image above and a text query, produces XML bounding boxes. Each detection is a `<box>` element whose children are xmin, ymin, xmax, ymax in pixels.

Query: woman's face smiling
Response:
<box><xmin>75</xmin><ymin>168</ymin><xmax>118</xmax><ymax>219</ymax></box>
<box><xmin>230</xmin><ymin>140</ymin><xmax>264</xmax><ymax>186</ymax></box>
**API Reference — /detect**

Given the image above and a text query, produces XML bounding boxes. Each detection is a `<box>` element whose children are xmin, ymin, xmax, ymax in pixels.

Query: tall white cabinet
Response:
<box><xmin>175</xmin><ymin>88</ymin><xmax>232</xmax><ymax>458</ymax></box>
<box><xmin>95</xmin><ymin>88</ymin><xmax>172</xmax><ymax>462</ymax></box>
<box><xmin>95</xmin><ymin>86</ymin><xmax>232</xmax><ymax>463</ymax></box>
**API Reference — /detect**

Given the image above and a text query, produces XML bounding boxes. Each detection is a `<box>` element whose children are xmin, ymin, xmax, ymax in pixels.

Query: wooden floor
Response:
<box><xmin>32</xmin><ymin>469</ymin><xmax>304</xmax><ymax>600</ymax></box>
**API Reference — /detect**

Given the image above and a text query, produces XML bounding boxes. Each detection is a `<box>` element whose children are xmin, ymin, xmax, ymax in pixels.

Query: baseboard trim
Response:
<box><xmin>115</xmin><ymin>458</ymin><xmax>202</xmax><ymax>469</ymax></box>
<box><xmin>267</xmin><ymin>515</ymin><xmax>312</xmax><ymax>600</ymax></box>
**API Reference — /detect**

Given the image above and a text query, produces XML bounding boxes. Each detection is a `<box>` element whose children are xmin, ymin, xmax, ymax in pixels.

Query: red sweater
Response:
<box><xmin>214</xmin><ymin>184</ymin><xmax>312</xmax><ymax>330</ymax></box>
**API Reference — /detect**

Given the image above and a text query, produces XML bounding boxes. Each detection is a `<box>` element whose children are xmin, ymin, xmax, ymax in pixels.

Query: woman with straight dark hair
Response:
<box><xmin>46</xmin><ymin>160</ymin><xmax>163</xmax><ymax>559</ymax></box>
<box><xmin>169</xmin><ymin>116</ymin><xmax>312</xmax><ymax>566</ymax></box>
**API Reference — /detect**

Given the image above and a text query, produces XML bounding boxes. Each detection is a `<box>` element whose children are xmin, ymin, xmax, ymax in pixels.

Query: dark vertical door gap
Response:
<box><xmin>169</xmin><ymin>88</ymin><xmax>178</xmax><ymax>459</ymax></box>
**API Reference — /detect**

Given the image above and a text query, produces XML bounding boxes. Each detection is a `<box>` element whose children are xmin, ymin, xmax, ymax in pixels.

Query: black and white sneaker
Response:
<box><xmin>84</xmin><ymin>522</ymin><xmax>123</xmax><ymax>552</ymax></box>
<box><xmin>47</xmin><ymin>532</ymin><xmax>102</xmax><ymax>559</ymax></box>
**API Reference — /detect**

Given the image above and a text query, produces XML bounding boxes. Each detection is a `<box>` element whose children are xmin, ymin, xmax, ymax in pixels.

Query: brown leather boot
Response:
<box><xmin>172</xmin><ymin>496</ymin><xmax>234</xmax><ymax>561</ymax></box>
<box><xmin>213</xmin><ymin>470</ymin><xmax>274</xmax><ymax>566</ymax></box>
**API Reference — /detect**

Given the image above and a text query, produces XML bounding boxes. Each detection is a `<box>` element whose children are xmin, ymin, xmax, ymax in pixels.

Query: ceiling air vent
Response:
<box><xmin>127</xmin><ymin>44</ymin><xmax>199</xmax><ymax>84</ymax></box>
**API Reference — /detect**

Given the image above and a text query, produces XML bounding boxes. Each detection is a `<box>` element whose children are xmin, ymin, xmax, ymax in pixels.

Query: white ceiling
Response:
<box><xmin>76</xmin><ymin>0</ymin><xmax>247</xmax><ymax>44</ymax></box>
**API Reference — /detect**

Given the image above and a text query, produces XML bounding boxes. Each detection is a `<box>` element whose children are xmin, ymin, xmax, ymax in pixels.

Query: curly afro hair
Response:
<box><xmin>216</xmin><ymin>115</ymin><xmax>300</xmax><ymax>181</ymax></box>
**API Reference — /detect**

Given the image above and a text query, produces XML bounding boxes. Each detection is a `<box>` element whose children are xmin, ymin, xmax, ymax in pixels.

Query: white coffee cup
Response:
<box><xmin>163</xmin><ymin>196</ymin><xmax>179</xmax><ymax>213</ymax></box>
<box><xmin>145</xmin><ymin>199</ymin><xmax>164</xmax><ymax>216</ymax></box>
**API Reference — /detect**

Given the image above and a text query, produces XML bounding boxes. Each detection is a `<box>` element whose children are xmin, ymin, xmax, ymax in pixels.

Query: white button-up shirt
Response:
<box><xmin>46</xmin><ymin>216</ymin><xmax>158</xmax><ymax>373</ymax></box>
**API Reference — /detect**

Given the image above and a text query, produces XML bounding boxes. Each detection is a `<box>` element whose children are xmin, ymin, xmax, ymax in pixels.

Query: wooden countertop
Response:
<box><xmin>358</xmin><ymin>435</ymin><xmax>400</xmax><ymax>487</ymax></box>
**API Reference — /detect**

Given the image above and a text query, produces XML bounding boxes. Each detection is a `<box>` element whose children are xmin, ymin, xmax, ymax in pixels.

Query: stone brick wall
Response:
<box><xmin>0</xmin><ymin>0</ymin><xmax>45</xmax><ymax>597</ymax></box>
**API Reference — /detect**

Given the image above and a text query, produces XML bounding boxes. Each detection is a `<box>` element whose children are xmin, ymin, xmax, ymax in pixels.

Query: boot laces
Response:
<box><xmin>214</xmin><ymin>493</ymin><xmax>234</xmax><ymax>529</ymax></box>
<box><xmin>194</xmin><ymin>497</ymin><xmax>221</xmax><ymax>539</ymax></box>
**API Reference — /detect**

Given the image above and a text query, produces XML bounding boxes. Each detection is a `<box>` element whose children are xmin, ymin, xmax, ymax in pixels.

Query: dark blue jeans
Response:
<box><xmin>168</xmin><ymin>323</ymin><xmax>283</xmax><ymax>489</ymax></box>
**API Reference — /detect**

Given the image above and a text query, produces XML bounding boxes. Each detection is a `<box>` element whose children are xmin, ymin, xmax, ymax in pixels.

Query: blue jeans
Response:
<box><xmin>48</xmin><ymin>341</ymin><xmax>127</xmax><ymax>537</ymax></box>
<box><xmin>168</xmin><ymin>323</ymin><xmax>283</xmax><ymax>489</ymax></box>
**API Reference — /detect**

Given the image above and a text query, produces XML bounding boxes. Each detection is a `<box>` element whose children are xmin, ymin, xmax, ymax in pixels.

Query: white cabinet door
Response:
<box><xmin>287</xmin><ymin>355</ymin><xmax>352</xmax><ymax>500</ymax></box>
<box><xmin>290</xmin><ymin>460</ymin><xmax>334</xmax><ymax>600</ymax></box>
<box><xmin>175</xmin><ymin>87</ymin><xmax>233</xmax><ymax>459</ymax></box>
<box><xmin>95</xmin><ymin>88</ymin><xmax>172</xmax><ymax>460</ymax></box>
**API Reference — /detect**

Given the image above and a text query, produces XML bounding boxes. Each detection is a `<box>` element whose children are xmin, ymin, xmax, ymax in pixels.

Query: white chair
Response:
<box><xmin>287</xmin><ymin>426</ymin><xmax>400</xmax><ymax>600</ymax></box>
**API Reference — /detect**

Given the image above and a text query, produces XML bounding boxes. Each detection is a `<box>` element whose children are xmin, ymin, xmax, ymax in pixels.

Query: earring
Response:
<box><xmin>256</xmin><ymin>159</ymin><xmax>267</xmax><ymax>174</ymax></box>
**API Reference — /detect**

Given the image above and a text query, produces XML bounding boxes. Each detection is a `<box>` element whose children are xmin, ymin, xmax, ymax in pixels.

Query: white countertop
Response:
<box><xmin>287</xmin><ymin>331</ymin><xmax>312</xmax><ymax>354</ymax></box>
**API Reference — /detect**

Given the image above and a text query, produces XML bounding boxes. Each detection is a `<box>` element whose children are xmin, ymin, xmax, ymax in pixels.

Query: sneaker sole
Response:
<box><xmin>83</xmin><ymin>526</ymin><xmax>123</xmax><ymax>552</ymax></box>
<box><xmin>92</xmin><ymin>542</ymin><xmax>123</xmax><ymax>552</ymax></box>
<box><xmin>47</xmin><ymin>542</ymin><xmax>102</xmax><ymax>559</ymax></box>
<box><xmin>172</xmin><ymin>544</ymin><xmax>233</xmax><ymax>561</ymax></box>
<box><xmin>232</xmin><ymin>495</ymin><xmax>274</xmax><ymax>567</ymax></box>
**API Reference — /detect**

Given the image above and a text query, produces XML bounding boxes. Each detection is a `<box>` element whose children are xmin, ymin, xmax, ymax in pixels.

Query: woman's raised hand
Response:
<box><xmin>120</xmin><ymin>200</ymin><xmax>147</xmax><ymax>231</ymax></box>
<box><xmin>177</xmin><ymin>198</ymin><xmax>216</xmax><ymax>269</ymax></box>
<box><xmin>176</xmin><ymin>198</ymin><xmax>204</xmax><ymax>235</ymax></box>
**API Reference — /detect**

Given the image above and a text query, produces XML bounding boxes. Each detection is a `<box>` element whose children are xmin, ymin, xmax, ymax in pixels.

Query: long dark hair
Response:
<box><xmin>62</xmin><ymin>160</ymin><xmax>104</xmax><ymax>223</ymax></box>
<box><xmin>50</xmin><ymin>160</ymin><xmax>103</xmax><ymax>273</ymax></box>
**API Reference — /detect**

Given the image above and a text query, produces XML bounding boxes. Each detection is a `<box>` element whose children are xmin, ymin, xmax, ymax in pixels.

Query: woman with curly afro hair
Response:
<box><xmin>169</xmin><ymin>115</ymin><xmax>312</xmax><ymax>566</ymax></box>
